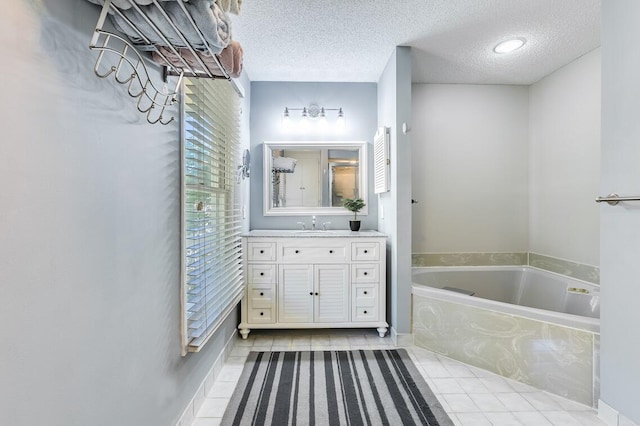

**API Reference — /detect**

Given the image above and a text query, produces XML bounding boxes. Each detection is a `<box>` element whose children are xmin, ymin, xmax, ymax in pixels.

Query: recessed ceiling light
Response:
<box><xmin>494</xmin><ymin>38</ymin><xmax>526</xmax><ymax>54</ymax></box>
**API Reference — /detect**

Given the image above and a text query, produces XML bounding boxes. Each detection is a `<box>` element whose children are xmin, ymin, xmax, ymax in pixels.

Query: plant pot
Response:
<box><xmin>349</xmin><ymin>220</ymin><xmax>361</xmax><ymax>231</ymax></box>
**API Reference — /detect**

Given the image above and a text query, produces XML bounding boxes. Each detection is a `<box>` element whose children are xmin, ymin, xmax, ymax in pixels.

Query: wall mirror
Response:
<box><xmin>263</xmin><ymin>141</ymin><xmax>368</xmax><ymax>216</ymax></box>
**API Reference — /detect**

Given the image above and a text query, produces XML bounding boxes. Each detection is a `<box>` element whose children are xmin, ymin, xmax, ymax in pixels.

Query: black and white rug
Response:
<box><xmin>221</xmin><ymin>349</ymin><xmax>453</xmax><ymax>426</ymax></box>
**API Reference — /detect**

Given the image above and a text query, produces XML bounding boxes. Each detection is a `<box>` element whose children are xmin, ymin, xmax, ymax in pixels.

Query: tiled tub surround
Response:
<box><xmin>528</xmin><ymin>252</ymin><xmax>600</xmax><ymax>285</ymax></box>
<box><xmin>412</xmin><ymin>266</ymin><xmax>600</xmax><ymax>407</ymax></box>
<box><xmin>412</xmin><ymin>252</ymin><xmax>600</xmax><ymax>285</ymax></box>
<box><xmin>412</xmin><ymin>252</ymin><xmax>528</xmax><ymax>267</ymax></box>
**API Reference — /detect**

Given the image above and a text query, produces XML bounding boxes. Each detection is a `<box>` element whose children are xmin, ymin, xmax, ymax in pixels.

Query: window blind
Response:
<box><xmin>182</xmin><ymin>77</ymin><xmax>242</xmax><ymax>353</ymax></box>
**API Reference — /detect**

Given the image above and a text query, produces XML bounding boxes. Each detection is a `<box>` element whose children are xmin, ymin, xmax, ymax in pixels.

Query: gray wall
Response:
<box><xmin>411</xmin><ymin>49</ymin><xmax>600</xmax><ymax>271</ymax></box>
<box><xmin>377</xmin><ymin>47</ymin><xmax>413</xmax><ymax>337</ymax></box>
<box><xmin>0</xmin><ymin>1</ymin><xmax>247</xmax><ymax>425</ymax></box>
<box><xmin>529</xmin><ymin>49</ymin><xmax>601</xmax><ymax>267</ymax></box>
<box><xmin>249</xmin><ymin>82</ymin><xmax>378</xmax><ymax>230</ymax></box>
<box><xmin>411</xmin><ymin>84</ymin><xmax>530</xmax><ymax>254</ymax></box>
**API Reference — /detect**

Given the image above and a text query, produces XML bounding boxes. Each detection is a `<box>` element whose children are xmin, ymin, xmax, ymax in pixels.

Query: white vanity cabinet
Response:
<box><xmin>239</xmin><ymin>230</ymin><xmax>388</xmax><ymax>339</ymax></box>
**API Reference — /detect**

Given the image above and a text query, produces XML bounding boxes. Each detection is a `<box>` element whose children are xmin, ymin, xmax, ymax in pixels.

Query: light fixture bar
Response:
<box><xmin>281</xmin><ymin>104</ymin><xmax>345</xmax><ymax>132</ymax></box>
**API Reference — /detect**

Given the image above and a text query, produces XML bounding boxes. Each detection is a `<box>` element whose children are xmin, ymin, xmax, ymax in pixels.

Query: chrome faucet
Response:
<box><xmin>296</xmin><ymin>221</ymin><xmax>306</xmax><ymax>230</ymax></box>
<box><xmin>311</xmin><ymin>216</ymin><xmax>316</xmax><ymax>230</ymax></box>
<box><xmin>322</xmin><ymin>221</ymin><xmax>331</xmax><ymax>231</ymax></box>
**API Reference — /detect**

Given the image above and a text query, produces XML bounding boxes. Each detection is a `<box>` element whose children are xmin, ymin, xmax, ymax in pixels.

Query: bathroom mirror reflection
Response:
<box><xmin>263</xmin><ymin>141</ymin><xmax>368</xmax><ymax>216</ymax></box>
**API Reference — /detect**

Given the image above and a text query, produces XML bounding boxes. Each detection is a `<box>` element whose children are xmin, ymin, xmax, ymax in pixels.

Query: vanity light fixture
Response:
<box><xmin>281</xmin><ymin>104</ymin><xmax>345</xmax><ymax>132</ymax></box>
<box><xmin>493</xmin><ymin>37</ymin><xmax>526</xmax><ymax>54</ymax></box>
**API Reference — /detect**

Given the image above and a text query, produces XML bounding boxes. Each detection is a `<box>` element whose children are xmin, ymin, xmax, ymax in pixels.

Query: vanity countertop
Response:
<box><xmin>242</xmin><ymin>229</ymin><xmax>387</xmax><ymax>238</ymax></box>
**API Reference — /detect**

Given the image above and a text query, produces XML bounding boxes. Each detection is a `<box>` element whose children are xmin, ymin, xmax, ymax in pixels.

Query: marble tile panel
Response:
<box><xmin>412</xmin><ymin>252</ymin><xmax>527</xmax><ymax>267</ymax></box>
<box><xmin>413</xmin><ymin>295</ymin><xmax>595</xmax><ymax>406</ymax></box>
<box><xmin>528</xmin><ymin>252</ymin><xmax>600</xmax><ymax>285</ymax></box>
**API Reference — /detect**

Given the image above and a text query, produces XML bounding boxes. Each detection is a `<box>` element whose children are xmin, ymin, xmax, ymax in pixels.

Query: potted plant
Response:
<box><xmin>343</xmin><ymin>198</ymin><xmax>366</xmax><ymax>231</ymax></box>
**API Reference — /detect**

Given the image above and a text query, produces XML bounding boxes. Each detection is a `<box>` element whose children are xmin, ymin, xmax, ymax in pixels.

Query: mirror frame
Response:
<box><xmin>263</xmin><ymin>140</ymin><xmax>369</xmax><ymax>216</ymax></box>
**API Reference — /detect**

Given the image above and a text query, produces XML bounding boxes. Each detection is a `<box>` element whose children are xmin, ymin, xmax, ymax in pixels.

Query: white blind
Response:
<box><xmin>374</xmin><ymin>126</ymin><xmax>390</xmax><ymax>194</ymax></box>
<box><xmin>182</xmin><ymin>77</ymin><xmax>242</xmax><ymax>352</ymax></box>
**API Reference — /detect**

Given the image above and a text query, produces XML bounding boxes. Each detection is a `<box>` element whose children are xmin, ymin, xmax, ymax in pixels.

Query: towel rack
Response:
<box><xmin>88</xmin><ymin>0</ymin><xmax>239</xmax><ymax>125</ymax></box>
<box><xmin>595</xmin><ymin>193</ymin><xmax>640</xmax><ymax>206</ymax></box>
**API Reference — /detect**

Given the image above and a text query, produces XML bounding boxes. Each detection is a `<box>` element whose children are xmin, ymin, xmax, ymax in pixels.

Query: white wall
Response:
<box><xmin>411</xmin><ymin>84</ymin><xmax>529</xmax><ymax>253</ymax></box>
<box><xmin>600</xmin><ymin>1</ymin><xmax>640</xmax><ymax>423</ymax></box>
<box><xmin>0</xmin><ymin>1</ymin><xmax>247</xmax><ymax>424</ymax></box>
<box><xmin>378</xmin><ymin>47</ymin><xmax>413</xmax><ymax>337</ymax></box>
<box><xmin>529</xmin><ymin>49</ymin><xmax>601</xmax><ymax>266</ymax></box>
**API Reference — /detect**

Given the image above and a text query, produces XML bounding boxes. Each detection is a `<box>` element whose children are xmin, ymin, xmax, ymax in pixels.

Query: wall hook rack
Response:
<box><xmin>89</xmin><ymin>1</ymin><xmax>182</xmax><ymax>125</ymax></box>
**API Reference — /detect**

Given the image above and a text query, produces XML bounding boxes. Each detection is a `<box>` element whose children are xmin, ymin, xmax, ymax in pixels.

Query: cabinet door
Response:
<box><xmin>278</xmin><ymin>264</ymin><xmax>314</xmax><ymax>323</ymax></box>
<box><xmin>314</xmin><ymin>264</ymin><xmax>350</xmax><ymax>323</ymax></box>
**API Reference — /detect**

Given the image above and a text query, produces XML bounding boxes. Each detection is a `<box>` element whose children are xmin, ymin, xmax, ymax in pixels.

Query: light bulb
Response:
<box><xmin>282</xmin><ymin>107</ymin><xmax>292</xmax><ymax>131</ymax></box>
<box><xmin>494</xmin><ymin>38</ymin><xmax>526</xmax><ymax>54</ymax></box>
<box><xmin>336</xmin><ymin>108</ymin><xmax>345</xmax><ymax>131</ymax></box>
<box><xmin>318</xmin><ymin>107</ymin><xmax>328</xmax><ymax>131</ymax></box>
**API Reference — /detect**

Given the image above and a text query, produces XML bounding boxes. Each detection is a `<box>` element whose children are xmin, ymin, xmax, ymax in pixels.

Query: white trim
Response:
<box><xmin>263</xmin><ymin>141</ymin><xmax>369</xmax><ymax>217</ymax></box>
<box><xmin>176</xmin><ymin>332</ymin><xmax>237</xmax><ymax>426</ymax></box>
<box><xmin>598</xmin><ymin>399</ymin><xmax>640</xmax><ymax>426</ymax></box>
<box><xmin>390</xmin><ymin>327</ymin><xmax>412</xmax><ymax>347</ymax></box>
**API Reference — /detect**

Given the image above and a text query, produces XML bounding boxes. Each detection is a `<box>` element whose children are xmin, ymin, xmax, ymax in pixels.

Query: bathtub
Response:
<box><xmin>412</xmin><ymin>266</ymin><xmax>600</xmax><ymax>406</ymax></box>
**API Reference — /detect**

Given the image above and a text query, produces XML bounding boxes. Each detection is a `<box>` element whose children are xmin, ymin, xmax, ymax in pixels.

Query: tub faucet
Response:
<box><xmin>311</xmin><ymin>216</ymin><xmax>316</xmax><ymax>230</ymax></box>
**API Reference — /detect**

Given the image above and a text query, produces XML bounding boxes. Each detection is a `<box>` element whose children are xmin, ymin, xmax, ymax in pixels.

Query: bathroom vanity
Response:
<box><xmin>239</xmin><ymin>230</ymin><xmax>388</xmax><ymax>338</ymax></box>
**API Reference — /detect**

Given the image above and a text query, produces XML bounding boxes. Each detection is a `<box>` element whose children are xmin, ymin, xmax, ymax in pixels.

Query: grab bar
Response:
<box><xmin>595</xmin><ymin>193</ymin><xmax>640</xmax><ymax>206</ymax></box>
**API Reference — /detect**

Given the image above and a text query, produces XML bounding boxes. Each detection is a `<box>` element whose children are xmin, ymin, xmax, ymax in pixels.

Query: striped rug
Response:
<box><xmin>221</xmin><ymin>349</ymin><xmax>453</xmax><ymax>426</ymax></box>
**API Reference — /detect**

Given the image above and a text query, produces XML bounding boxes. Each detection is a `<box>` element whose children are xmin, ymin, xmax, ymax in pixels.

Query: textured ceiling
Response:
<box><xmin>231</xmin><ymin>0</ymin><xmax>601</xmax><ymax>85</ymax></box>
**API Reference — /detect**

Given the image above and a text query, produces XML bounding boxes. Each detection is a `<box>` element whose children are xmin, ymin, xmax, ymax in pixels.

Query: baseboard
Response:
<box><xmin>390</xmin><ymin>327</ymin><xmax>413</xmax><ymax>347</ymax></box>
<box><xmin>599</xmin><ymin>399</ymin><xmax>640</xmax><ymax>426</ymax></box>
<box><xmin>176</xmin><ymin>331</ymin><xmax>238</xmax><ymax>426</ymax></box>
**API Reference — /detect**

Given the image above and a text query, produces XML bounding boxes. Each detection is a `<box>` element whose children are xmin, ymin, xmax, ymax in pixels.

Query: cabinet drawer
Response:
<box><xmin>247</xmin><ymin>242</ymin><xmax>276</xmax><ymax>262</ymax></box>
<box><xmin>248</xmin><ymin>264</ymin><xmax>276</xmax><ymax>283</ymax></box>
<box><xmin>352</xmin><ymin>264</ymin><xmax>379</xmax><ymax>282</ymax></box>
<box><xmin>353</xmin><ymin>284</ymin><xmax>378</xmax><ymax>307</ymax></box>
<box><xmin>353</xmin><ymin>306</ymin><xmax>378</xmax><ymax>322</ymax></box>
<box><xmin>351</xmin><ymin>242</ymin><xmax>380</xmax><ymax>261</ymax></box>
<box><xmin>248</xmin><ymin>308</ymin><xmax>274</xmax><ymax>323</ymax></box>
<box><xmin>280</xmin><ymin>244</ymin><xmax>348</xmax><ymax>262</ymax></box>
<box><xmin>248</xmin><ymin>285</ymin><xmax>275</xmax><ymax>309</ymax></box>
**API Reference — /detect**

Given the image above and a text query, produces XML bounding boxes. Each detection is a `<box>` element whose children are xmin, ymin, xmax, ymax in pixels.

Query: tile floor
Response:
<box><xmin>191</xmin><ymin>329</ymin><xmax>605</xmax><ymax>426</ymax></box>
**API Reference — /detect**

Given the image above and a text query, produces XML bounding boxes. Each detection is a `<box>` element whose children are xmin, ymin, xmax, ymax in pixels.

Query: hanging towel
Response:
<box><xmin>152</xmin><ymin>40</ymin><xmax>243</xmax><ymax>78</ymax></box>
<box><xmin>272</xmin><ymin>157</ymin><xmax>297</xmax><ymax>173</ymax></box>
<box><xmin>216</xmin><ymin>0</ymin><xmax>242</xmax><ymax>15</ymax></box>
<box><xmin>109</xmin><ymin>1</ymin><xmax>231</xmax><ymax>53</ymax></box>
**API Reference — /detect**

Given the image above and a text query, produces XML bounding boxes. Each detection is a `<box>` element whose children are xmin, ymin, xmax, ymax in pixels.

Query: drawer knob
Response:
<box><xmin>295</xmin><ymin>250</ymin><xmax>300</xmax><ymax>253</ymax></box>
<box><xmin>364</xmin><ymin>291</ymin><xmax>368</xmax><ymax>295</ymax></box>
<box><xmin>329</xmin><ymin>250</ymin><xmax>333</xmax><ymax>254</ymax></box>
<box><xmin>315</xmin><ymin>292</ymin><xmax>319</xmax><ymax>296</ymax></box>
<box><xmin>364</xmin><ymin>250</ymin><xmax>368</xmax><ymax>254</ymax></box>
<box><xmin>260</xmin><ymin>250</ymin><xmax>264</xmax><ymax>254</ymax></box>
<box><xmin>364</xmin><ymin>310</ymin><xmax>368</xmax><ymax>314</ymax></box>
<box><xmin>260</xmin><ymin>292</ymin><xmax>264</xmax><ymax>296</ymax></box>
<box><xmin>309</xmin><ymin>292</ymin><xmax>313</xmax><ymax>296</ymax></box>
<box><xmin>364</xmin><ymin>272</ymin><xmax>368</xmax><ymax>276</ymax></box>
<box><xmin>260</xmin><ymin>272</ymin><xmax>264</xmax><ymax>276</ymax></box>
<box><xmin>260</xmin><ymin>312</ymin><xmax>264</xmax><ymax>316</ymax></box>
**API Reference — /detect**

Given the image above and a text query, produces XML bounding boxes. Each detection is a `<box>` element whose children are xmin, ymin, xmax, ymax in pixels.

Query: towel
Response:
<box><xmin>216</xmin><ymin>0</ymin><xmax>242</xmax><ymax>15</ymax></box>
<box><xmin>273</xmin><ymin>157</ymin><xmax>297</xmax><ymax>173</ymax></box>
<box><xmin>86</xmin><ymin>0</ymin><xmax>170</xmax><ymax>11</ymax></box>
<box><xmin>109</xmin><ymin>0</ymin><xmax>231</xmax><ymax>53</ymax></box>
<box><xmin>178</xmin><ymin>0</ymin><xmax>231</xmax><ymax>52</ymax></box>
<box><xmin>152</xmin><ymin>40</ymin><xmax>243</xmax><ymax>78</ymax></box>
